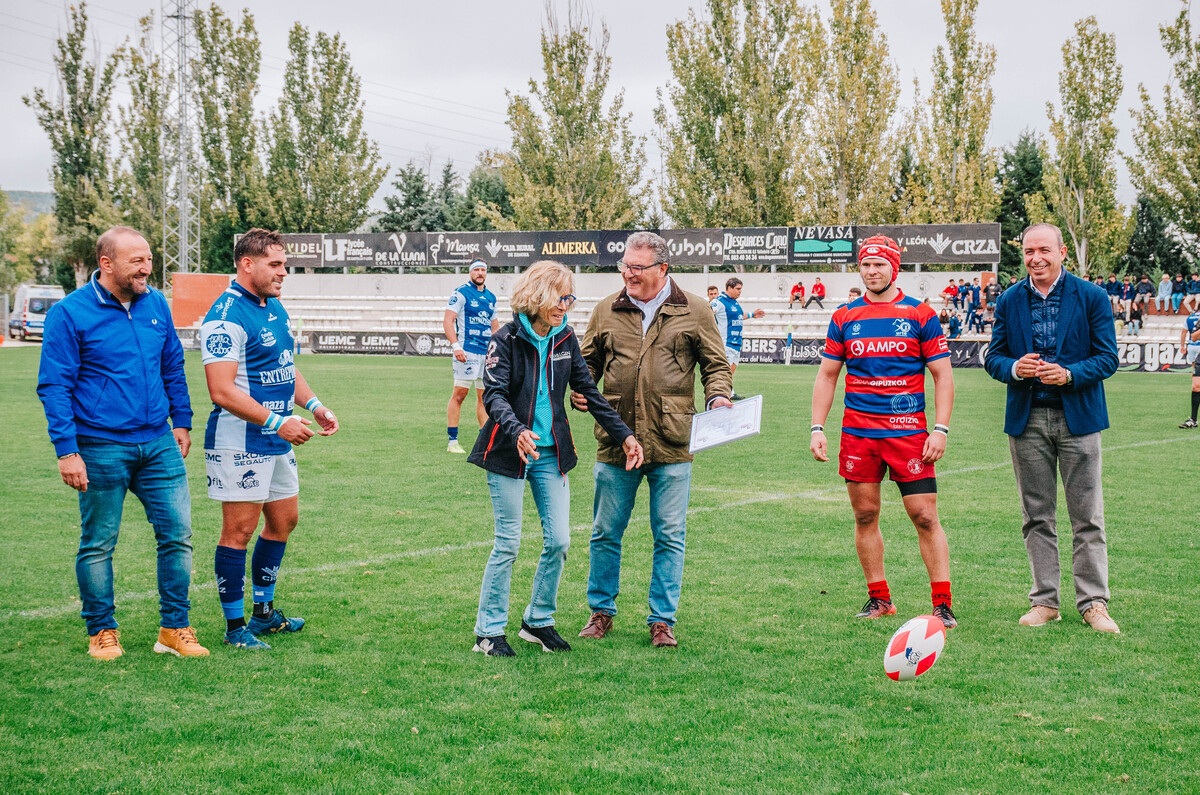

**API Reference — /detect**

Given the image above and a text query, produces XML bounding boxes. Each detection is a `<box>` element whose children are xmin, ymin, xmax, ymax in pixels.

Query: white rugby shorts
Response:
<box><xmin>724</xmin><ymin>346</ymin><xmax>741</xmax><ymax>366</ymax></box>
<box><xmin>205</xmin><ymin>448</ymin><xmax>299</xmax><ymax>503</ymax></box>
<box><xmin>453</xmin><ymin>352</ymin><xmax>486</xmax><ymax>389</ymax></box>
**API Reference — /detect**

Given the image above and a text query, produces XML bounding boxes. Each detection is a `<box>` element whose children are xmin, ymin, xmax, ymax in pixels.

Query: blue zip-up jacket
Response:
<box><xmin>37</xmin><ymin>272</ymin><xmax>192</xmax><ymax>456</ymax></box>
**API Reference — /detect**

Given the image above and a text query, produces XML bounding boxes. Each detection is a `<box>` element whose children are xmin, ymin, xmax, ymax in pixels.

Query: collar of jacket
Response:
<box><xmin>510</xmin><ymin>312</ymin><xmax>572</xmax><ymax>346</ymax></box>
<box><xmin>610</xmin><ymin>278</ymin><xmax>689</xmax><ymax>313</ymax></box>
<box><xmin>89</xmin><ymin>270</ymin><xmax>152</xmax><ymax>309</ymax></box>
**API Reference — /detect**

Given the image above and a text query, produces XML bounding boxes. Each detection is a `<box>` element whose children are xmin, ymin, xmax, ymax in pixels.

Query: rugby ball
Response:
<box><xmin>883</xmin><ymin>615</ymin><xmax>946</xmax><ymax>681</ymax></box>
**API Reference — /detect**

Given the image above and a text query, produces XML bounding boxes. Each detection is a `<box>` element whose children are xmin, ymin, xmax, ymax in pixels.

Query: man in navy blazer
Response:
<box><xmin>985</xmin><ymin>223</ymin><xmax>1120</xmax><ymax>633</ymax></box>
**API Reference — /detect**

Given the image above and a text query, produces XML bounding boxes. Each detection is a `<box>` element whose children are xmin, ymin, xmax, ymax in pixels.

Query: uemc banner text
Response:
<box><xmin>278</xmin><ymin>224</ymin><xmax>1002</xmax><ymax>268</ymax></box>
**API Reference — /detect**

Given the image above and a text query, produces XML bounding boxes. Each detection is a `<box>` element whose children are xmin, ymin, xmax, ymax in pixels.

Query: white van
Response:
<box><xmin>9</xmin><ymin>284</ymin><xmax>66</xmax><ymax>340</ymax></box>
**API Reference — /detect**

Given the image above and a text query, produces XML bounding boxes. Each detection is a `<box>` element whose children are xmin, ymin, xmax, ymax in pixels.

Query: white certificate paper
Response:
<box><xmin>688</xmin><ymin>395</ymin><xmax>763</xmax><ymax>454</ymax></box>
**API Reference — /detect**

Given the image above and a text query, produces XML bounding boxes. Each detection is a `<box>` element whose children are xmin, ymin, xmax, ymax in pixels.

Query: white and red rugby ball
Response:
<box><xmin>883</xmin><ymin>615</ymin><xmax>946</xmax><ymax>681</ymax></box>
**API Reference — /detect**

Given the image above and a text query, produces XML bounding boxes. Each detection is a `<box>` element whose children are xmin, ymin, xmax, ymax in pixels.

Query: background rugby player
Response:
<box><xmin>1179</xmin><ymin>308</ymin><xmax>1200</xmax><ymax>428</ymax></box>
<box><xmin>810</xmin><ymin>235</ymin><xmax>958</xmax><ymax>629</ymax></box>
<box><xmin>710</xmin><ymin>277</ymin><xmax>764</xmax><ymax>399</ymax></box>
<box><xmin>200</xmin><ymin>228</ymin><xmax>339</xmax><ymax>650</ymax></box>
<box><xmin>444</xmin><ymin>259</ymin><xmax>499</xmax><ymax>453</ymax></box>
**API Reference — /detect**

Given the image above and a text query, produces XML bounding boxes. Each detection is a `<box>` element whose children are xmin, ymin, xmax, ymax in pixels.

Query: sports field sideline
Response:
<box><xmin>2</xmin><ymin>347</ymin><xmax>1198</xmax><ymax>793</ymax></box>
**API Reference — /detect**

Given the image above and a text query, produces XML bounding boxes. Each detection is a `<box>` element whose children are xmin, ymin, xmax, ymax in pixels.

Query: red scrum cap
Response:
<box><xmin>858</xmin><ymin>235</ymin><xmax>901</xmax><ymax>283</ymax></box>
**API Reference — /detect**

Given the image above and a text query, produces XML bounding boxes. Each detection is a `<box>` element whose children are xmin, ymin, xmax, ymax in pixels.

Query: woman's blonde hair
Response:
<box><xmin>509</xmin><ymin>260</ymin><xmax>574</xmax><ymax>318</ymax></box>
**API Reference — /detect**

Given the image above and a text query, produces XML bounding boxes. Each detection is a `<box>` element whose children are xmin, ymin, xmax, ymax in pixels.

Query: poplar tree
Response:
<box><xmin>1128</xmin><ymin>1</ymin><xmax>1200</xmax><ymax>259</ymax></box>
<box><xmin>794</xmin><ymin>0</ymin><xmax>900</xmax><ymax>224</ymax></box>
<box><xmin>1031</xmin><ymin>16</ymin><xmax>1129</xmax><ymax>276</ymax></box>
<box><xmin>655</xmin><ymin>0</ymin><xmax>813</xmax><ymax>228</ymax></box>
<box><xmin>23</xmin><ymin>3</ymin><xmax>122</xmax><ymax>288</ymax></box>
<box><xmin>909</xmin><ymin>0</ymin><xmax>999</xmax><ymax>223</ymax></box>
<box><xmin>489</xmin><ymin>1</ymin><xmax>646</xmax><ymax>230</ymax></box>
<box><xmin>263</xmin><ymin>24</ymin><xmax>386</xmax><ymax>233</ymax></box>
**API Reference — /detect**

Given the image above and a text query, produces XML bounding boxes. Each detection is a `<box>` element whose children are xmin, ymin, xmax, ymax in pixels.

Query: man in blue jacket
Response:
<box><xmin>985</xmin><ymin>223</ymin><xmax>1120</xmax><ymax>634</ymax></box>
<box><xmin>37</xmin><ymin>227</ymin><xmax>208</xmax><ymax>660</ymax></box>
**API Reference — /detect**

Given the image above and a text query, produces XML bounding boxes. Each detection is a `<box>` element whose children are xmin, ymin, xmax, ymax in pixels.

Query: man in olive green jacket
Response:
<box><xmin>572</xmin><ymin>231</ymin><xmax>733</xmax><ymax>648</ymax></box>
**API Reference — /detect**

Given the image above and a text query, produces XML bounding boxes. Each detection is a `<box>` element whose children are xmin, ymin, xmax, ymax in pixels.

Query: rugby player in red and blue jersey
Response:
<box><xmin>809</xmin><ymin>235</ymin><xmax>958</xmax><ymax>629</ymax></box>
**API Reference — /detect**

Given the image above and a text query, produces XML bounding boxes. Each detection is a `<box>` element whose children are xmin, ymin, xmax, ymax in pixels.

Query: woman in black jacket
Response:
<box><xmin>467</xmin><ymin>260</ymin><xmax>642</xmax><ymax>657</ymax></box>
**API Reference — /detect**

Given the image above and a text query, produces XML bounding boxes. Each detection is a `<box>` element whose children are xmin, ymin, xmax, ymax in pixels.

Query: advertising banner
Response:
<box><xmin>856</xmin><ymin>224</ymin><xmax>1001</xmax><ymax>265</ymax></box>
<box><xmin>308</xmin><ymin>330</ymin><xmax>456</xmax><ymax>356</ymax></box>
<box><xmin>426</xmin><ymin>231</ymin><xmax>484</xmax><ymax>268</ymax></box>
<box><xmin>536</xmin><ymin>231</ymin><xmax>602</xmax><ymax>266</ymax></box>
<box><xmin>598</xmin><ymin>230</ymin><xmax>645</xmax><ymax>268</ymax></box>
<box><xmin>479</xmin><ymin>232</ymin><xmax>539</xmax><ymax>268</ymax></box>
<box><xmin>662</xmin><ymin>228</ymin><xmax>724</xmax><ymax>266</ymax></box>
<box><xmin>370</xmin><ymin>232</ymin><xmax>428</xmax><ymax>268</ymax></box>
<box><xmin>722</xmin><ymin>227</ymin><xmax>789</xmax><ymax>267</ymax></box>
<box><xmin>281</xmin><ymin>234</ymin><xmax>324</xmax><ymax>267</ymax></box>
<box><xmin>319</xmin><ymin>233</ymin><xmax>381</xmax><ymax>267</ymax></box>
<box><xmin>789</xmin><ymin>225</ymin><xmax>856</xmax><ymax>264</ymax></box>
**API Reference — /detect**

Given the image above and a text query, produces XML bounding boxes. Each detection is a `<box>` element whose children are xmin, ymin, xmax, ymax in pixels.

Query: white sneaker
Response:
<box><xmin>447</xmin><ymin>440</ymin><xmax>467</xmax><ymax>454</ymax></box>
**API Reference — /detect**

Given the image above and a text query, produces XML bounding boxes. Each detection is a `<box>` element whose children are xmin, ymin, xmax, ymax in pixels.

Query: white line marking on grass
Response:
<box><xmin>7</xmin><ymin>435</ymin><xmax>1191</xmax><ymax>623</ymax></box>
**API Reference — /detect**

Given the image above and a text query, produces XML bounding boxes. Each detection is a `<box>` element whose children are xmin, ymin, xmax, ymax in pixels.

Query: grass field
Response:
<box><xmin>2</xmin><ymin>346</ymin><xmax>1198</xmax><ymax>794</ymax></box>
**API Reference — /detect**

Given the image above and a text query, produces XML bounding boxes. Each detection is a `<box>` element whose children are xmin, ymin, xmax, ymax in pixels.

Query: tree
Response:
<box><xmin>1033</xmin><ymin>16</ymin><xmax>1129</xmax><ymax>277</ymax></box>
<box><xmin>262</xmin><ymin>23</ymin><xmax>386</xmax><ymax>233</ymax></box>
<box><xmin>794</xmin><ymin>0</ymin><xmax>900</xmax><ymax>224</ymax></box>
<box><xmin>1119</xmin><ymin>194</ymin><xmax>1191</xmax><ymax>277</ymax></box>
<box><xmin>908</xmin><ymin>0</ymin><xmax>999</xmax><ymax>223</ymax></box>
<box><xmin>23</xmin><ymin>3</ymin><xmax>122</xmax><ymax>288</ymax></box>
<box><xmin>15</xmin><ymin>213</ymin><xmax>60</xmax><ymax>286</ymax></box>
<box><xmin>192</xmin><ymin>4</ymin><xmax>269</xmax><ymax>271</ymax></box>
<box><xmin>1128</xmin><ymin>1</ymin><xmax>1200</xmax><ymax>262</ymax></box>
<box><xmin>0</xmin><ymin>191</ymin><xmax>31</xmax><ymax>298</ymax></box>
<box><xmin>488</xmin><ymin>1</ymin><xmax>646</xmax><ymax>230</ymax></box>
<box><xmin>112</xmin><ymin>13</ymin><xmax>167</xmax><ymax>283</ymax></box>
<box><xmin>655</xmin><ymin>0</ymin><xmax>813</xmax><ymax>228</ymax></box>
<box><xmin>450</xmin><ymin>160</ymin><xmax>513</xmax><ymax>231</ymax></box>
<box><xmin>374</xmin><ymin>161</ymin><xmax>448</xmax><ymax>232</ymax></box>
<box><xmin>996</xmin><ymin>130</ymin><xmax>1044</xmax><ymax>279</ymax></box>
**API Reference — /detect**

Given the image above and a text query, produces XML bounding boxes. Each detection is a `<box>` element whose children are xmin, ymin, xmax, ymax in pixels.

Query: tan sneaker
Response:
<box><xmin>88</xmin><ymin>628</ymin><xmax>124</xmax><ymax>660</ymax></box>
<box><xmin>578</xmin><ymin>612</ymin><xmax>613</xmax><ymax>639</ymax></box>
<box><xmin>1082</xmin><ymin>602</ymin><xmax>1120</xmax><ymax>634</ymax></box>
<box><xmin>1019</xmin><ymin>605</ymin><xmax>1061</xmax><ymax>626</ymax></box>
<box><xmin>154</xmin><ymin>626</ymin><xmax>210</xmax><ymax>657</ymax></box>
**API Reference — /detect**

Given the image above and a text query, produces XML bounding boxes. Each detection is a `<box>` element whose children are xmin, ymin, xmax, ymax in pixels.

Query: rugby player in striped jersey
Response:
<box><xmin>809</xmin><ymin>236</ymin><xmax>957</xmax><ymax>629</ymax></box>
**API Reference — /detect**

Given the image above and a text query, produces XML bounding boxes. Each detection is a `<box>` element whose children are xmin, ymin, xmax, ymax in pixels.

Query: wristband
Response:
<box><xmin>932</xmin><ymin>424</ymin><xmax>949</xmax><ymax>437</ymax></box>
<box><xmin>810</xmin><ymin>424</ymin><xmax>824</xmax><ymax>433</ymax></box>
<box><xmin>451</xmin><ymin>342</ymin><xmax>464</xmax><ymax>352</ymax></box>
<box><xmin>264</xmin><ymin>412</ymin><xmax>298</xmax><ymax>432</ymax></box>
<box><xmin>305</xmin><ymin>397</ymin><xmax>323</xmax><ymax>412</ymax></box>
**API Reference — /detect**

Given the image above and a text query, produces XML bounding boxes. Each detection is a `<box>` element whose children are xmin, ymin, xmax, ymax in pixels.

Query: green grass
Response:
<box><xmin>1</xmin><ymin>346</ymin><xmax>1198</xmax><ymax>794</ymax></box>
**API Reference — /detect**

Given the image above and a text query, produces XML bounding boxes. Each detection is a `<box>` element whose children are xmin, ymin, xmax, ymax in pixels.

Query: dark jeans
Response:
<box><xmin>76</xmin><ymin>432</ymin><xmax>193</xmax><ymax>634</ymax></box>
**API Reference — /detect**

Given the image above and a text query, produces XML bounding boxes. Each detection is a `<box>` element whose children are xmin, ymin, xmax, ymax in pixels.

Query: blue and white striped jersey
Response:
<box><xmin>447</xmin><ymin>284</ymin><xmax>497</xmax><ymax>355</ymax></box>
<box><xmin>711</xmin><ymin>292</ymin><xmax>746</xmax><ymax>350</ymax></box>
<box><xmin>200</xmin><ymin>281</ymin><xmax>296</xmax><ymax>455</ymax></box>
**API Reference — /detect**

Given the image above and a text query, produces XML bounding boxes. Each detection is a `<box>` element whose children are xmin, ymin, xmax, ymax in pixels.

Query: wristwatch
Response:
<box><xmin>58</xmin><ymin>452</ymin><xmax>79</xmax><ymax>460</ymax></box>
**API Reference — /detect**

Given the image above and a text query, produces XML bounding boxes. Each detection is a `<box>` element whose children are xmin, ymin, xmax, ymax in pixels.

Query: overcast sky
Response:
<box><xmin>0</xmin><ymin>0</ymin><xmax>1187</xmax><ymax>210</ymax></box>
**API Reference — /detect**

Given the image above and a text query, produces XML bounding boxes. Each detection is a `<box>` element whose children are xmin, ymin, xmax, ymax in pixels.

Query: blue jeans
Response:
<box><xmin>587</xmin><ymin>461</ymin><xmax>692</xmax><ymax>626</ymax></box>
<box><xmin>474</xmin><ymin>452</ymin><xmax>571</xmax><ymax>638</ymax></box>
<box><xmin>75</xmin><ymin>432</ymin><xmax>193</xmax><ymax>634</ymax></box>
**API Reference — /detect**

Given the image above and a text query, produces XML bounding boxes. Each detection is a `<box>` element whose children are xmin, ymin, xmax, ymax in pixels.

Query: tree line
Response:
<box><xmin>4</xmin><ymin>0</ymin><xmax>1200</xmax><ymax>294</ymax></box>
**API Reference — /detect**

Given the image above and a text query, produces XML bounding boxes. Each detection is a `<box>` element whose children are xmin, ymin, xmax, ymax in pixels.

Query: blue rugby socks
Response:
<box><xmin>215</xmin><ymin>545</ymin><xmax>247</xmax><ymax>632</ymax></box>
<box><xmin>448</xmin><ymin>426</ymin><xmax>458</xmax><ymax>442</ymax></box>
<box><xmin>251</xmin><ymin>537</ymin><xmax>287</xmax><ymax>619</ymax></box>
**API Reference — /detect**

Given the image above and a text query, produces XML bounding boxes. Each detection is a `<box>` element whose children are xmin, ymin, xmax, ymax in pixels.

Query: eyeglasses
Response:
<box><xmin>617</xmin><ymin>261</ymin><xmax>663</xmax><ymax>274</ymax></box>
<box><xmin>558</xmin><ymin>294</ymin><xmax>576</xmax><ymax>309</ymax></box>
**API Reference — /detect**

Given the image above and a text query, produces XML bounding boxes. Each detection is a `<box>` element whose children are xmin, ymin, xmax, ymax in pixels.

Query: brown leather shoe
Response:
<box><xmin>88</xmin><ymin>628</ymin><xmax>124</xmax><ymax>660</ymax></box>
<box><xmin>578</xmin><ymin>612</ymin><xmax>613</xmax><ymax>639</ymax></box>
<box><xmin>650</xmin><ymin>622</ymin><xmax>677</xmax><ymax>648</ymax></box>
<box><xmin>154</xmin><ymin>626</ymin><xmax>210</xmax><ymax>657</ymax></box>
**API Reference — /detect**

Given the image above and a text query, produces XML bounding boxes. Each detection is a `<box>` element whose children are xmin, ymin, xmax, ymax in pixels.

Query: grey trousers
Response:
<box><xmin>1008</xmin><ymin>406</ymin><xmax>1110</xmax><ymax>615</ymax></box>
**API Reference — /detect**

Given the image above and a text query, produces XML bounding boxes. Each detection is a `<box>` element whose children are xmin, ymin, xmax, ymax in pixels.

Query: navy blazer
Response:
<box><xmin>984</xmin><ymin>272</ymin><xmax>1118</xmax><ymax>437</ymax></box>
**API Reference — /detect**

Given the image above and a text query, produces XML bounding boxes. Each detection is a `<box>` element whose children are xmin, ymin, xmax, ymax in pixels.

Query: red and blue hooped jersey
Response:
<box><xmin>822</xmin><ymin>291</ymin><xmax>949</xmax><ymax>438</ymax></box>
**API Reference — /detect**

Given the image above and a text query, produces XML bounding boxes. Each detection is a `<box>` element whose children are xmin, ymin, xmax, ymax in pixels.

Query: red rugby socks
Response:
<box><xmin>867</xmin><ymin>580</ymin><xmax>891</xmax><ymax>602</ymax></box>
<box><xmin>931</xmin><ymin>580</ymin><xmax>952</xmax><ymax>607</ymax></box>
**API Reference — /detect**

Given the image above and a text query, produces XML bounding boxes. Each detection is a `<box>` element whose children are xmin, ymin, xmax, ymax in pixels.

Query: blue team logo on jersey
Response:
<box><xmin>890</xmin><ymin>394</ymin><xmax>919</xmax><ymax>414</ymax></box>
<box><xmin>206</xmin><ymin>333</ymin><xmax>233</xmax><ymax>357</ymax></box>
<box><xmin>893</xmin><ymin>319</ymin><xmax>914</xmax><ymax>337</ymax></box>
<box><xmin>260</xmin><ymin>328</ymin><xmax>277</xmax><ymax>347</ymax></box>
<box><xmin>237</xmin><ymin>470</ymin><xmax>260</xmax><ymax>490</ymax></box>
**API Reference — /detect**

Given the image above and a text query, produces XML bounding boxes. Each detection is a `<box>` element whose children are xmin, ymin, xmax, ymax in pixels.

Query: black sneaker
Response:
<box><xmin>1180</xmin><ymin>418</ymin><xmax>1198</xmax><ymax>429</ymax></box>
<box><xmin>518</xmin><ymin>621</ymin><xmax>572</xmax><ymax>652</ymax></box>
<box><xmin>472</xmin><ymin>634</ymin><xmax>516</xmax><ymax>657</ymax></box>
<box><xmin>932</xmin><ymin>603</ymin><xmax>958</xmax><ymax>629</ymax></box>
<box><xmin>855</xmin><ymin>597</ymin><xmax>897</xmax><ymax>619</ymax></box>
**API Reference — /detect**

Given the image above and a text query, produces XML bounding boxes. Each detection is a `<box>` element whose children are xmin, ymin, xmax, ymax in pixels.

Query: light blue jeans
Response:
<box><xmin>474</xmin><ymin>452</ymin><xmax>571</xmax><ymax>638</ymax></box>
<box><xmin>75</xmin><ymin>432</ymin><xmax>193</xmax><ymax>634</ymax></box>
<box><xmin>586</xmin><ymin>461</ymin><xmax>692</xmax><ymax>626</ymax></box>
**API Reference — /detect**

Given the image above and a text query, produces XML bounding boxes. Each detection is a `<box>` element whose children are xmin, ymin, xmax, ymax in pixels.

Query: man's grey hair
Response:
<box><xmin>625</xmin><ymin>231</ymin><xmax>670</xmax><ymax>266</ymax></box>
<box><xmin>1020</xmin><ymin>222</ymin><xmax>1064</xmax><ymax>248</ymax></box>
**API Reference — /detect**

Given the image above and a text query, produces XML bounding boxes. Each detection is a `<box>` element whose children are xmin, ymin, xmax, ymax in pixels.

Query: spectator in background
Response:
<box><xmin>805</xmin><ymin>277</ymin><xmax>826</xmax><ymax>309</ymax></box>
<box><xmin>1126</xmin><ymin>301</ymin><xmax>1143</xmax><ymax>337</ymax></box>
<box><xmin>969</xmin><ymin>278</ymin><xmax>982</xmax><ymax>312</ymax></box>
<box><xmin>1172</xmin><ymin>272</ymin><xmax>1187</xmax><ymax>313</ymax></box>
<box><xmin>939</xmin><ymin>308</ymin><xmax>962</xmax><ymax>340</ymax></box>
<box><xmin>1105</xmin><ymin>274</ymin><xmax>1122</xmax><ymax>316</ymax></box>
<box><xmin>788</xmin><ymin>280</ymin><xmax>806</xmax><ymax>309</ymax></box>
<box><xmin>1184</xmin><ymin>273</ymin><xmax>1200</xmax><ymax>313</ymax></box>
<box><xmin>838</xmin><ymin>287</ymin><xmax>863</xmax><ymax>309</ymax></box>
<box><xmin>942</xmin><ymin>279</ymin><xmax>958</xmax><ymax>308</ymax></box>
<box><xmin>1156</xmin><ymin>273</ymin><xmax>1173</xmax><ymax>314</ymax></box>
<box><xmin>1135</xmin><ymin>274</ymin><xmax>1154</xmax><ymax>314</ymax></box>
<box><xmin>707</xmin><ymin>285</ymin><xmax>719</xmax><ymax>302</ymax></box>
<box><xmin>985</xmin><ymin>278</ymin><xmax>1002</xmax><ymax>309</ymax></box>
<box><xmin>966</xmin><ymin>303</ymin><xmax>985</xmax><ymax>334</ymax></box>
<box><xmin>955</xmin><ymin>279</ymin><xmax>969</xmax><ymax>310</ymax></box>
<box><xmin>1118</xmin><ymin>276</ymin><xmax>1136</xmax><ymax>321</ymax></box>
